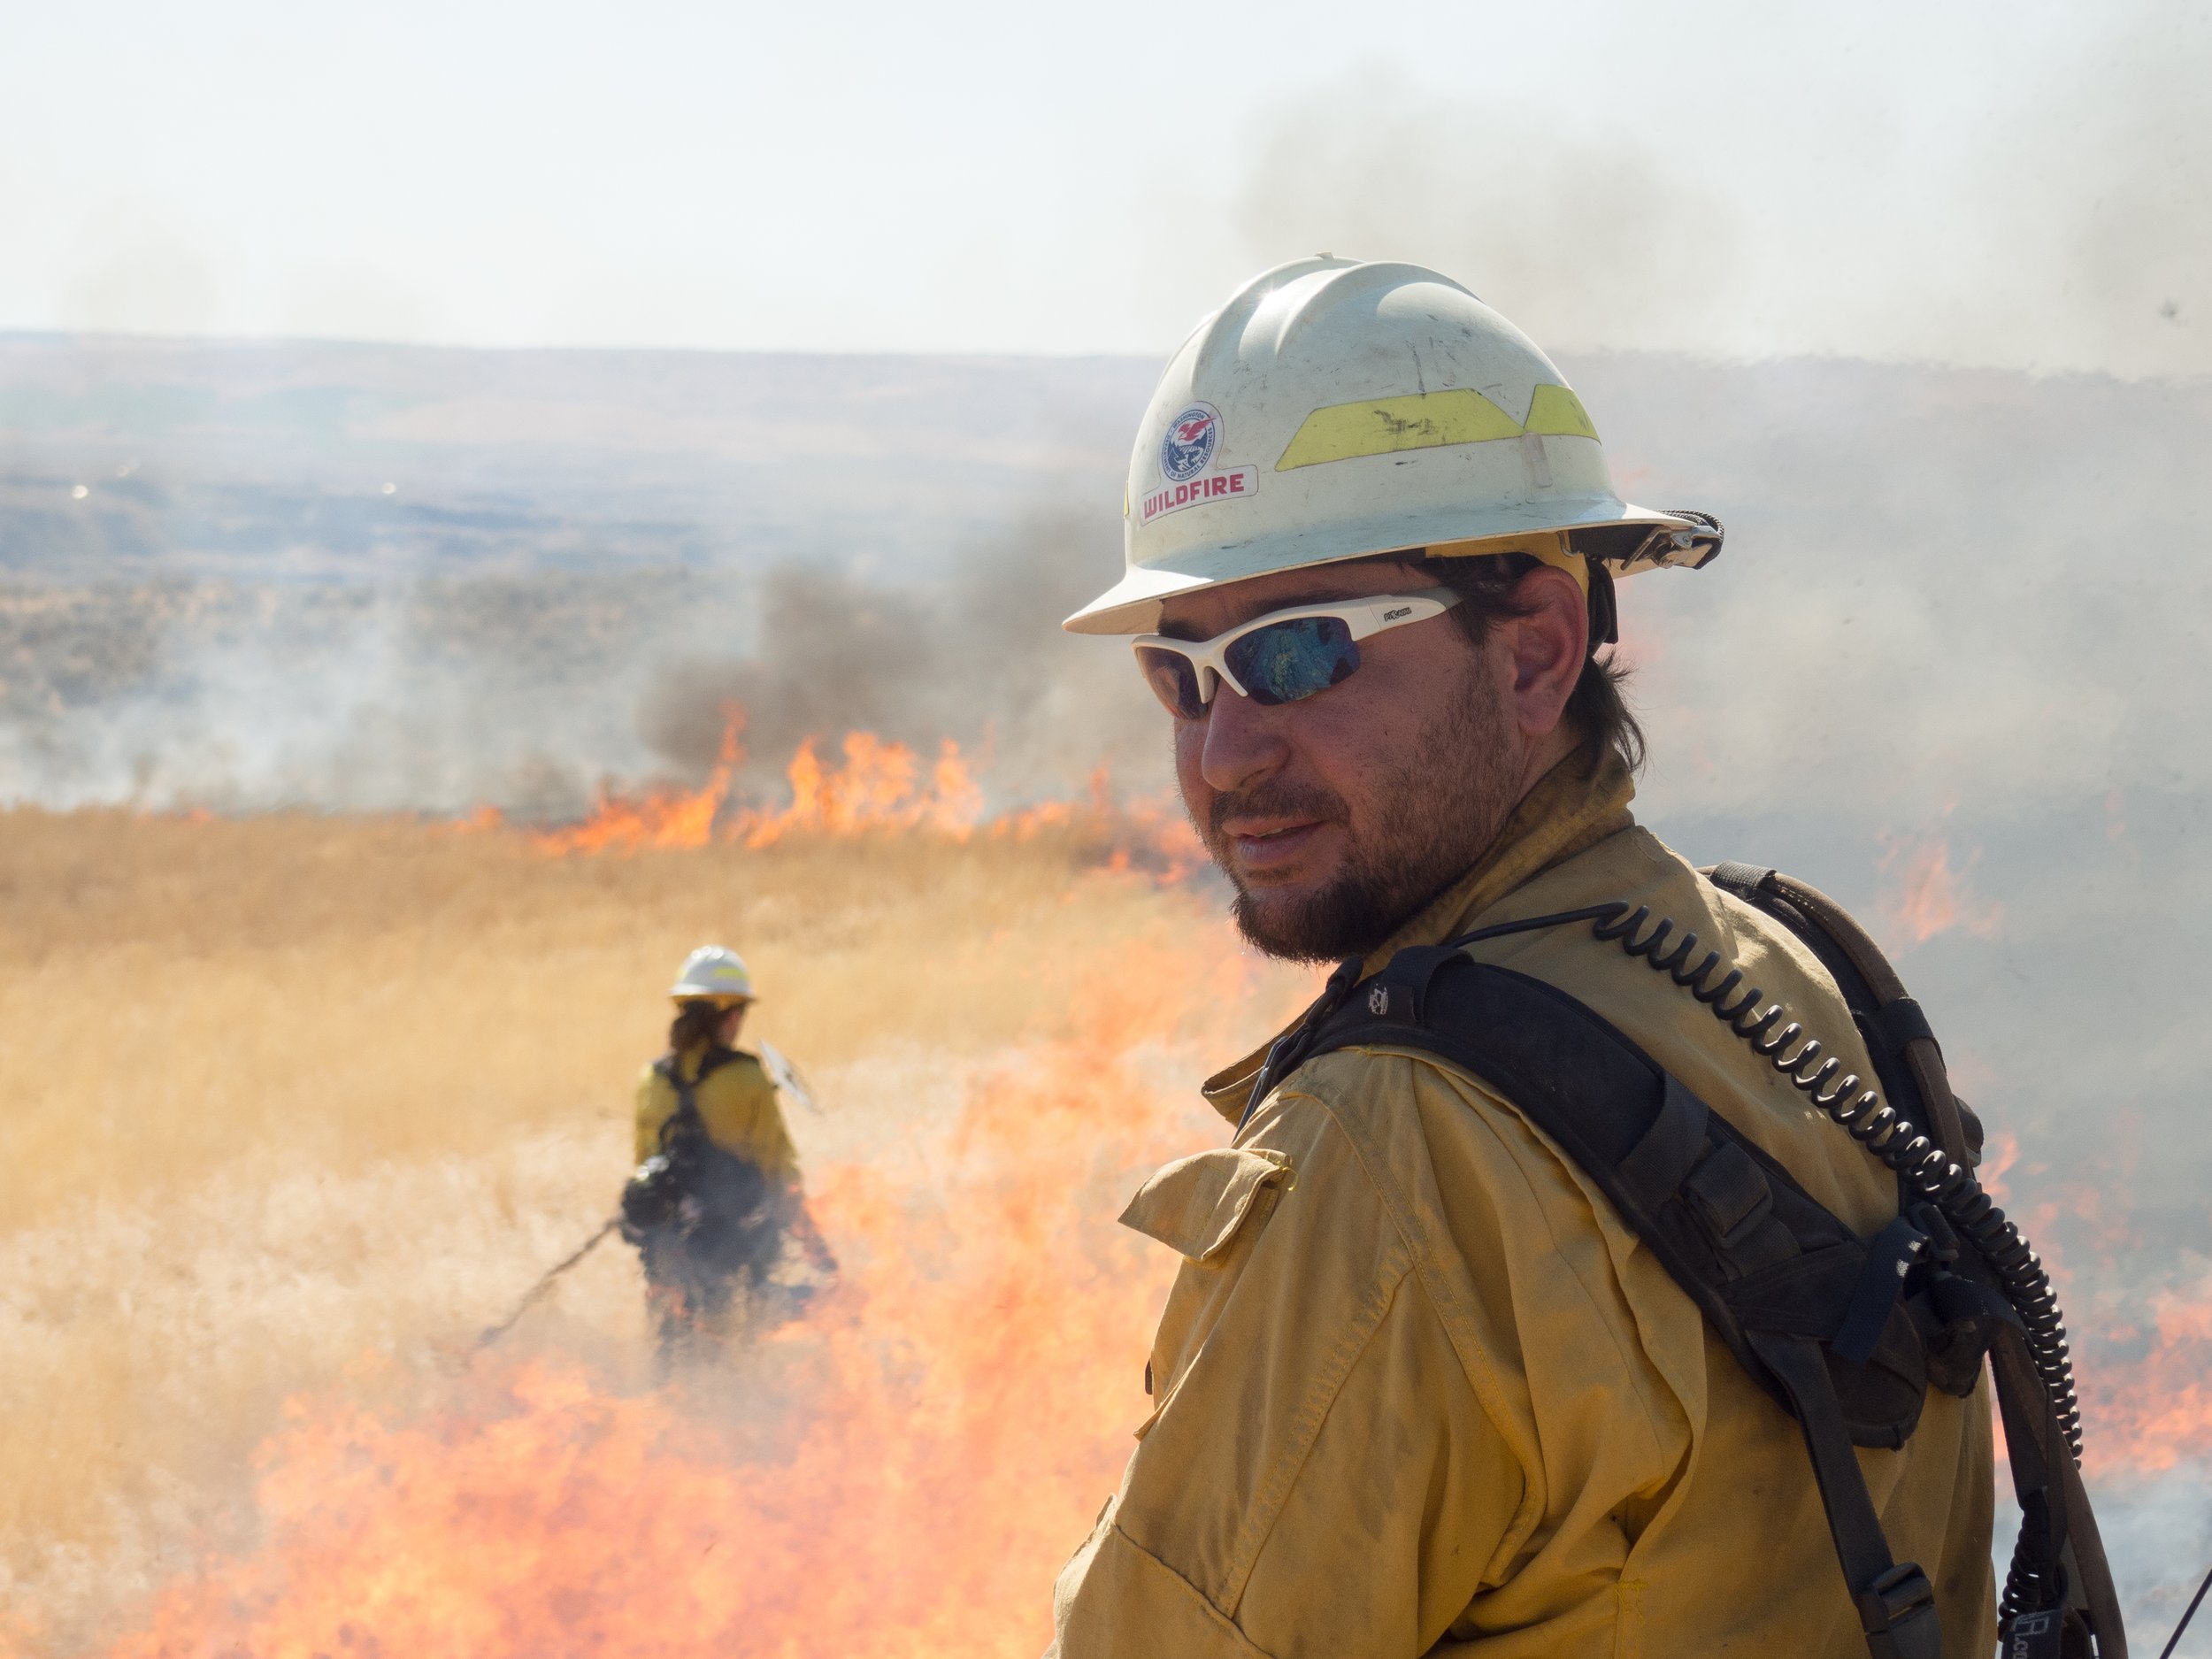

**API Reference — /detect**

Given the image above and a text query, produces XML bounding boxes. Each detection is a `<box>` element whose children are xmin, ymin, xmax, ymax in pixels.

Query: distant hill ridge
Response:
<box><xmin>3</xmin><ymin>334</ymin><xmax>2204</xmax><ymax>583</ymax></box>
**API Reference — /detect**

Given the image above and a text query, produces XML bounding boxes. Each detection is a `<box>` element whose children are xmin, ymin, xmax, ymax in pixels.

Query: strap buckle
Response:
<box><xmin>1857</xmin><ymin>1563</ymin><xmax>1940</xmax><ymax>1659</ymax></box>
<box><xmin>1682</xmin><ymin>1141</ymin><xmax>1776</xmax><ymax>1254</ymax></box>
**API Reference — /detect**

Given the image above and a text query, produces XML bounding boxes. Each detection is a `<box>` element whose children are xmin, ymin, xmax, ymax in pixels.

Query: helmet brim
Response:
<box><xmin>1064</xmin><ymin>496</ymin><xmax>1717</xmax><ymax>636</ymax></box>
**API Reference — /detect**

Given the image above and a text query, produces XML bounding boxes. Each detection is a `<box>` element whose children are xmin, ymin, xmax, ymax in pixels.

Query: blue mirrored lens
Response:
<box><xmin>1225</xmin><ymin>616</ymin><xmax>1361</xmax><ymax>706</ymax></box>
<box><xmin>1135</xmin><ymin>646</ymin><xmax>1208</xmax><ymax>718</ymax></box>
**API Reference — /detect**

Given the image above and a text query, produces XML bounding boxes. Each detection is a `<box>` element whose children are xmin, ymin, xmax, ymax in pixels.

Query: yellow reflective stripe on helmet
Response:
<box><xmin>1522</xmin><ymin>384</ymin><xmax>1600</xmax><ymax>441</ymax></box>
<box><xmin>1274</xmin><ymin>384</ymin><xmax>1599</xmax><ymax>471</ymax></box>
<box><xmin>1276</xmin><ymin>388</ymin><xmax>1519</xmax><ymax>471</ymax></box>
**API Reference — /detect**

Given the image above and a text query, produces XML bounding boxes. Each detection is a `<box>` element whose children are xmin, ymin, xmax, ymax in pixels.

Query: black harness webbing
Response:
<box><xmin>1281</xmin><ymin>952</ymin><xmax>1945</xmax><ymax>1659</ymax></box>
<box><xmin>1707</xmin><ymin>865</ymin><xmax>2124</xmax><ymax>1659</ymax></box>
<box><xmin>1247</xmin><ymin>867</ymin><xmax>2128</xmax><ymax>1657</ymax></box>
<box><xmin>648</xmin><ymin>1046</ymin><xmax>775</xmax><ymax>1231</ymax></box>
<box><xmin>1242</xmin><ymin>864</ymin><xmax>2130</xmax><ymax>1656</ymax></box>
<box><xmin>654</xmin><ymin>1044</ymin><xmax>747</xmax><ymax>1154</ymax></box>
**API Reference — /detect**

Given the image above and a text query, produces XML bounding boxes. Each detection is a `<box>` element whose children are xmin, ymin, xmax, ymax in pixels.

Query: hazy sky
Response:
<box><xmin>3</xmin><ymin>0</ymin><xmax>2205</xmax><ymax>373</ymax></box>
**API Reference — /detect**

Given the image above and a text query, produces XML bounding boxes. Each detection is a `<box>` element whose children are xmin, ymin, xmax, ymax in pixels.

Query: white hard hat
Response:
<box><xmin>668</xmin><ymin>945</ymin><xmax>755</xmax><ymax>1002</ymax></box>
<box><xmin>1064</xmin><ymin>257</ymin><xmax>1721</xmax><ymax>635</ymax></box>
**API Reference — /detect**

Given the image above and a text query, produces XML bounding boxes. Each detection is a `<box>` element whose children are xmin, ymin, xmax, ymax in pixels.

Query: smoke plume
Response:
<box><xmin>3</xmin><ymin>333</ymin><xmax>2208</xmax><ymax>1645</ymax></box>
<box><xmin>1199</xmin><ymin>4</ymin><xmax>2210</xmax><ymax>379</ymax></box>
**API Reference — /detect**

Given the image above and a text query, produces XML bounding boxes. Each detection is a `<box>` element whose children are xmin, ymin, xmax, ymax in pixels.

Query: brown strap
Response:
<box><xmin>1992</xmin><ymin>1331</ymin><xmax>2129</xmax><ymax>1655</ymax></box>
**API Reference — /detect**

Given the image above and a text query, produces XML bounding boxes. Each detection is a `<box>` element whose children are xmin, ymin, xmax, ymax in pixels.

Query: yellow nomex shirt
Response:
<box><xmin>632</xmin><ymin>1045</ymin><xmax>799</xmax><ymax>1182</ymax></box>
<box><xmin>1049</xmin><ymin>745</ymin><xmax>1995</xmax><ymax>1659</ymax></box>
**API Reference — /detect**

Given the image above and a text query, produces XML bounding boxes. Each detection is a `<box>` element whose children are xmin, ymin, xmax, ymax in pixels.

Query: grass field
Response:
<box><xmin>7</xmin><ymin>804</ymin><xmax>2208</xmax><ymax>1654</ymax></box>
<box><xmin>0</xmin><ymin>807</ymin><xmax>1310</xmax><ymax>1654</ymax></box>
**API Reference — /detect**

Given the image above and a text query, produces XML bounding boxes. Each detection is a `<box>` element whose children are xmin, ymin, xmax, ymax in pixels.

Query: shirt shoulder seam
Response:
<box><xmin>1104</xmin><ymin>1522</ymin><xmax>1284</xmax><ymax>1659</ymax></box>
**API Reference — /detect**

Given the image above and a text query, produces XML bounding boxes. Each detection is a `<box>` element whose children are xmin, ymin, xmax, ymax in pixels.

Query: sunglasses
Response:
<box><xmin>1132</xmin><ymin>588</ymin><xmax>1464</xmax><ymax>719</ymax></box>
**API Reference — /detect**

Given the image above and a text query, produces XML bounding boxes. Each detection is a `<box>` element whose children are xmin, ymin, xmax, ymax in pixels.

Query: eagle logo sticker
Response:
<box><xmin>1160</xmin><ymin>403</ymin><xmax>1222</xmax><ymax>483</ymax></box>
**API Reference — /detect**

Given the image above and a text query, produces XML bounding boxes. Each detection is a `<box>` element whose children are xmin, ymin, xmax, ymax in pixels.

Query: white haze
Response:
<box><xmin>1</xmin><ymin>0</ymin><xmax>2205</xmax><ymax>1639</ymax></box>
<box><xmin>1203</xmin><ymin>2</ymin><xmax>2209</xmax><ymax>380</ymax></box>
<box><xmin>6</xmin><ymin>51</ymin><xmax>2212</xmax><ymax>1616</ymax></box>
<box><xmin>0</xmin><ymin>2</ymin><xmax>2204</xmax><ymax>378</ymax></box>
<box><xmin>12</xmin><ymin>337</ymin><xmax>2210</xmax><ymax>1642</ymax></box>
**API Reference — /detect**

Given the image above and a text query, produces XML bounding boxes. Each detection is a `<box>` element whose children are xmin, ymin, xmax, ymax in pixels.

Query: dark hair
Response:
<box><xmin>667</xmin><ymin>1000</ymin><xmax>729</xmax><ymax>1054</ymax></box>
<box><xmin>1415</xmin><ymin>551</ymin><xmax>1646</xmax><ymax>773</ymax></box>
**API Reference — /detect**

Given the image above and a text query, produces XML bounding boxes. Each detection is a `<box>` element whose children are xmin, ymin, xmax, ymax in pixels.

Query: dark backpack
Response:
<box><xmin>621</xmin><ymin>1047</ymin><xmax>774</xmax><ymax>1255</ymax></box>
<box><xmin>1245</xmin><ymin>864</ymin><xmax>2124</xmax><ymax>1659</ymax></box>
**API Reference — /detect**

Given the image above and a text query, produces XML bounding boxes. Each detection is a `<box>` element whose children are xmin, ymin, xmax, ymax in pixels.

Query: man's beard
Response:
<box><xmin>1206</xmin><ymin>663</ymin><xmax>1522</xmax><ymax>964</ymax></box>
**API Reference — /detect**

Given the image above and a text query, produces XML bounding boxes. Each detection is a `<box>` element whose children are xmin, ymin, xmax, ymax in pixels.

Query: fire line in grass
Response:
<box><xmin>473</xmin><ymin>703</ymin><xmax>1205</xmax><ymax>877</ymax></box>
<box><xmin>97</xmin><ymin>930</ymin><xmax>1300</xmax><ymax>1659</ymax></box>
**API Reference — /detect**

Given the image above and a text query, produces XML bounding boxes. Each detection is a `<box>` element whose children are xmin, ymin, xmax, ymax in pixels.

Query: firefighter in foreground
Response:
<box><xmin>620</xmin><ymin>946</ymin><xmax>833</xmax><ymax>1361</ymax></box>
<box><xmin>1048</xmin><ymin>259</ymin><xmax>2119</xmax><ymax>1657</ymax></box>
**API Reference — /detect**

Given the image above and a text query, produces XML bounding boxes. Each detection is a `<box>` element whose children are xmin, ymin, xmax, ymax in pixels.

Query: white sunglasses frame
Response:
<box><xmin>1131</xmin><ymin>588</ymin><xmax>1464</xmax><ymax>710</ymax></box>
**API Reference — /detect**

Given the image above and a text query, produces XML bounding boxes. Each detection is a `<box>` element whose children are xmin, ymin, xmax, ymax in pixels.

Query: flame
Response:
<box><xmin>1114</xmin><ymin>788</ymin><xmax>1207</xmax><ymax>884</ymax></box>
<box><xmin>99</xmin><ymin>928</ymin><xmax>1302</xmax><ymax>1656</ymax></box>
<box><xmin>506</xmin><ymin>707</ymin><xmax>1204</xmax><ymax>879</ymax></box>
<box><xmin>2080</xmin><ymin>1270</ymin><xmax>2212</xmax><ymax>1477</ymax></box>
<box><xmin>42</xmin><ymin>791</ymin><xmax>2212</xmax><ymax>1647</ymax></box>
<box><xmin>993</xmin><ymin>798</ymin><xmax>1075</xmax><ymax>840</ymax></box>
<box><xmin>733</xmin><ymin>732</ymin><xmax>986</xmax><ymax>848</ymax></box>
<box><xmin>1878</xmin><ymin>833</ymin><xmax>2003</xmax><ymax>944</ymax></box>
<box><xmin>529</xmin><ymin>705</ymin><xmax>746</xmax><ymax>856</ymax></box>
<box><xmin>1978</xmin><ymin>1130</ymin><xmax>2020</xmax><ymax>1204</ymax></box>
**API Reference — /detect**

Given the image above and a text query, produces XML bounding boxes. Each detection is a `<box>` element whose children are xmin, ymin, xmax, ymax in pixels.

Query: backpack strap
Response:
<box><xmin>1246</xmin><ymin>879</ymin><xmax>2124</xmax><ymax>1655</ymax></box>
<box><xmin>1298</xmin><ymin>952</ymin><xmax>1943</xmax><ymax>1659</ymax></box>
<box><xmin>1702</xmin><ymin>865</ymin><xmax>2124</xmax><ymax>1656</ymax></box>
<box><xmin>692</xmin><ymin>1045</ymin><xmax>747</xmax><ymax>1087</ymax></box>
<box><xmin>651</xmin><ymin>1046</ymin><xmax>747</xmax><ymax>1153</ymax></box>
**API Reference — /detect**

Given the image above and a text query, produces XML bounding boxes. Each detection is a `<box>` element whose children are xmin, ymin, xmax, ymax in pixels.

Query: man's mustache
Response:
<box><xmin>1205</xmin><ymin>780</ymin><xmax>1350</xmax><ymax>841</ymax></box>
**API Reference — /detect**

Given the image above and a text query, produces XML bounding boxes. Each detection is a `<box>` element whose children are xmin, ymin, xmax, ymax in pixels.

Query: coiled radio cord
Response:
<box><xmin>1568</xmin><ymin>901</ymin><xmax>2082</xmax><ymax>1624</ymax></box>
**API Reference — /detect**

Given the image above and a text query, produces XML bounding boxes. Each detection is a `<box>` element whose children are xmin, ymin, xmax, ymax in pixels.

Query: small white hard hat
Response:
<box><xmin>1064</xmin><ymin>256</ymin><xmax>1721</xmax><ymax>635</ymax></box>
<box><xmin>669</xmin><ymin>945</ymin><xmax>755</xmax><ymax>1002</ymax></box>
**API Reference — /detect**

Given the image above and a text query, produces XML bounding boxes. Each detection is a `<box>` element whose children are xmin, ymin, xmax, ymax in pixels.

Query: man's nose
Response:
<box><xmin>1197</xmin><ymin>686</ymin><xmax>1290</xmax><ymax>795</ymax></box>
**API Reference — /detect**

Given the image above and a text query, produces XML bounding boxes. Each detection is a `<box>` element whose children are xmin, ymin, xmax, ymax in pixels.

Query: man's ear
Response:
<box><xmin>1504</xmin><ymin>567</ymin><xmax>1588</xmax><ymax>737</ymax></box>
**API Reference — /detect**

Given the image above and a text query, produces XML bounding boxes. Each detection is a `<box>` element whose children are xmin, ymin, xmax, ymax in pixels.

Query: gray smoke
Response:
<box><xmin>3</xmin><ymin>334</ymin><xmax>2208</xmax><ymax>1644</ymax></box>
<box><xmin>0</xmin><ymin>337</ymin><xmax>1164</xmax><ymax>815</ymax></box>
<box><xmin>2</xmin><ymin>573</ymin><xmax>722</xmax><ymax>814</ymax></box>
<box><xmin>634</xmin><ymin>505</ymin><xmax>1155</xmax><ymax>800</ymax></box>
<box><xmin>1220</xmin><ymin>68</ymin><xmax>1749</xmax><ymax>358</ymax></box>
<box><xmin>1201</xmin><ymin>4</ymin><xmax>2210</xmax><ymax>380</ymax></box>
<box><xmin>1588</xmin><ymin>353</ymin><xmax>2212</xmax><ymax>1645</ymax></box>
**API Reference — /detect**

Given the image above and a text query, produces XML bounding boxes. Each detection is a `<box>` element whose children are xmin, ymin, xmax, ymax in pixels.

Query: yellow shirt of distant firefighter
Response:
<box><xmin>633</xmin><ymin>1047</ymin><xmax>801</xmax><ymax>1181</ymax></box>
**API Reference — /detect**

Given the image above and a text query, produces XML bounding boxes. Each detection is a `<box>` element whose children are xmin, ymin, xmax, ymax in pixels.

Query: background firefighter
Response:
<box><xmin>620</xmin><ymin>946</ymin><xmax>834</xmax><ymax>1362</ymax></box>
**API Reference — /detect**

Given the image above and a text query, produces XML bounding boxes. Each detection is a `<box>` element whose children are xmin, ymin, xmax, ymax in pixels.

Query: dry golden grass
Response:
<box><xmin>0</xmin><ymin>808</ymin><xmax>1307</xmax><ymax>1650</ymax></box>
<box><xmin>0</xmin><ymin>810</ymin><xmax>1246</xmax><ymax>1217</ymax></box>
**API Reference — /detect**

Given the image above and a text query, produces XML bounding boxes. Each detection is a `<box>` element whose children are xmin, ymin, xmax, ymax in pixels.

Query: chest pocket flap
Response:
<box><xmin>1118</xmin><ymin>1147</ymin><xmax>1294</xmax><ymax>1263</ymax></box>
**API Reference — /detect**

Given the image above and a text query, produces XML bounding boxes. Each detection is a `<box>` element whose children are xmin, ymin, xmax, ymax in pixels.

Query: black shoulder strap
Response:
<box><xmin>1298</xmin><ymin>949</ymin><xmax>1943</xmax><ymax>1659</ymax></box>
<box><xmin>655</xmin><ymin>1048</ymin><xmax>725</xmax><ymax>1144</ymax></box>
<box><xmin>1247</xmin><ymin>874</ymin><xmax>2124</xmax><ymax>1655</ymax></box>
<box><xmin>1705</xmin><ymin>865</ymin><xmax>2124</xmax><ymax>1656</ymax></box>
<box><xmin>692</xmin><ymin>1045</ymin><xmax>746</xmax><ymax>1087</ymax></box>
<box><xmin>655</xmin><ymin>1046</ymin><xmax>749</xmax><ymax>1139</ymax></box>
